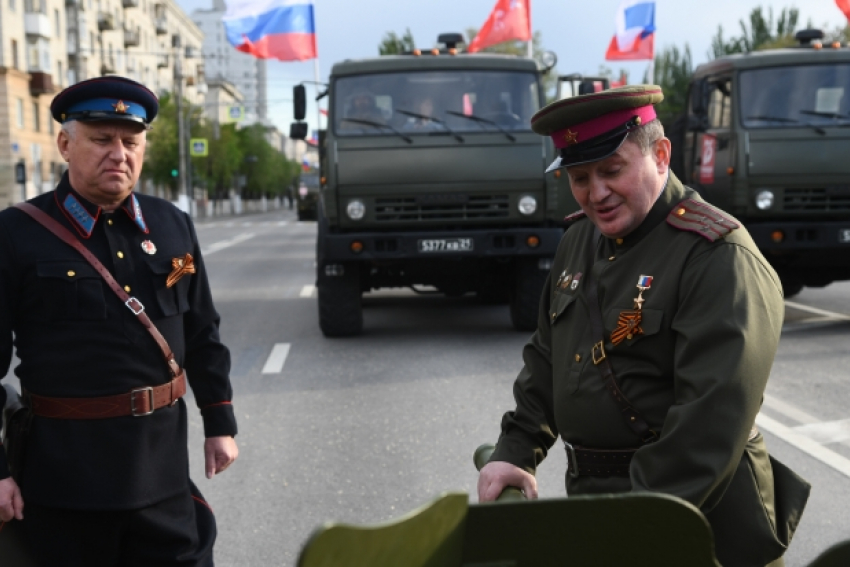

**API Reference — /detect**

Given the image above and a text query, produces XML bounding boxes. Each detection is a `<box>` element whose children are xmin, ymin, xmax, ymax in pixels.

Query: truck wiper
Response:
<box><xmin>393</xmin><ymin>109</ymin><xmax>464</xmax><ymax>142</ymax></box>
<box><xmin>745</xmin><ymin>115</ymin><xmax>825</xmax><ymax>135</ymax></box>
<box><xmin>799</xmin><ymin>109</ymin><xmax>850</xmax><ymax>120</ymax></box>
<box><xmin>339</xmin><ymin>117</ymin><xmax>412</xmax><ymax>143</ymax></box>
<box><xmin>445</xmin><ymin>110</ymin><xmax>516</xmax><ymax>142</ymax></box>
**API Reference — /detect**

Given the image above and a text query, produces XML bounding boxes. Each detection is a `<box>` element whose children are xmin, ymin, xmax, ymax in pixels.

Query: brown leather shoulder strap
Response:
<box><xmin>584</xmin><ymin>230</ymin><xmax>657</xmax><ymax>444</ymax></box>
<box><xmin>14</xmin><ymin>202</ymin><xmax>182</xmax><ymax>378</ymax></box>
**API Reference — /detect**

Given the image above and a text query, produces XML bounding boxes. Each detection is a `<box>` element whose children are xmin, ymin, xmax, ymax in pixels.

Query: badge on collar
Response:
<box><xmin>555</xmin><ymin>270</ymin><xmax>570</xmax><ymax>290</ymax></box>
<box><xmin>141</xmin><ymin>240</ymin><xmax>157</xmax><ymax>255</ymax></box>
<box><xmin>570</xmin><ymin>273</ymin><xmax>582</xmax><ymax>291</ymax></box>
<box><xmin>611</xmin><ymin>275</ymin><xmax>653</xmax><ymax>345</ymax></box>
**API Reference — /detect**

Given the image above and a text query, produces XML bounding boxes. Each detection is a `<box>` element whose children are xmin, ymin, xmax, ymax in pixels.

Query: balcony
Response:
<box><xmin>156</xmin><ymin>54</ymin><xmax>168</xmax><ymax>68</ymax></box>
<box><xmin>124</xmin><ymin>28</ymin><xmax>140</xmax><ymax>47</ymax></box>
<box><xmin>25</xmin><ymin>12</ymin><xmax>52</xmax><ymax>38</ymax></box>
<box><xmin>65</xmin><ymin>0</ymin><xmax>85</xmax><ymax>10</ymax></box>
<box><xmin>29</xmin><ymin>71</ymin><xmax>54</xmax><ymax>95</ymax></box>
<box><xmin>122</xmin><ymin>0</ymin><xmax>138</xmax><ymax>6</ymax></box>
<box><xmin>97</xmin><ymin>13</ymin><xmax>115</xmax><ymax>31</ymax></box>
<box><xmin>155</xmin><ymin>18</ymin><xmax>167</xmax><ymax>35</ymax></box>
<box><xmin>101</xmin><ymin>56</ymin><xmax>116</xmax><ymax>75</ymax></box>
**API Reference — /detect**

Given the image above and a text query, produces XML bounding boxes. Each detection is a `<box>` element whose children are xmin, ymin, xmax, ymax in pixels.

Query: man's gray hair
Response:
<box><xmin>61</xmin><ymin>120</ymin><xmax>78</xmax><ymax>139</ymax></box>
<box><xmin>626</xmin><ymin>119</ymin><xmax>665</xmax><ymax>154</ymax></box>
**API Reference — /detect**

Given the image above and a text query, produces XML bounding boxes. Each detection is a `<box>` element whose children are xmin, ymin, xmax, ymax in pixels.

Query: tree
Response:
<box><xmin>649</xmin><ymin>45</ymin><xmax>693</xmax><ymax>129</ymax></box>
<box><xmin>379</xmin><ymin>28</ymin><xmax>415</xmax><ymax>55</ymax></box>
<box><xmin>237</xmin><ymin>124</ymin><xmax>295</xmax><ymax>198</ymax></box>
<box><xmin>709</xmin><ymin>6</ymin><xmax>799</xmax><ymax>58</ymax></box>
<box><xmin>143</xmin><ymin>92</ymin><xmax>180</xmax><ymax>198</ymax></box>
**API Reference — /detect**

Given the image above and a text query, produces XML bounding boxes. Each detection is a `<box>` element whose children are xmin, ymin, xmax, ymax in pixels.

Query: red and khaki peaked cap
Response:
<box><xmin>531</xmin><ymin>84</ymin><xmax>664</xmax><ymax>172</ymax></box>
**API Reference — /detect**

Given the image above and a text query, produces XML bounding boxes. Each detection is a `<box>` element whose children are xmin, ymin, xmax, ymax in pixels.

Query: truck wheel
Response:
<box><xmin>780</xmin><ymin>276</ymin><xmax>804</xmax><ymax>299</ymax></box>
<box><xmin>510</xmin><ymin>258</ymin><xmax>548</xmax><ymax>332</ymax></box>
<box><xmin>318</xmin><ymin>263</ymin><xmax>363</xmax><ymax>337</ymax></box>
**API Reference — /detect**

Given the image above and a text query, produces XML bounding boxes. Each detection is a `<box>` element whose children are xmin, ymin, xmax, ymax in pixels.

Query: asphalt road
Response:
<box><xmin>5</xmin><ymin>207</ymin><xmax>849</xmax><ymax>565</ymax></box>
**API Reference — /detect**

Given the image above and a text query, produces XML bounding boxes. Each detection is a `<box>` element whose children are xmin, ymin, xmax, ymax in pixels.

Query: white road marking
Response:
<box><xmin>762</xmin><ymin>394</ymin><xmax>819</xmax><ymax>425</ymax></box>
<box><xmin>277</xmin><ymin>221</ymin><xmax>288</xmax><ymax>227</ymax></box>
<box><xmin>202</xmin><ymin>232</ymin><xmax>256</xmax><ymax>256</ymax></box>
<box><xmin>299</xmin><ymin>285</ymin><xmax>315</xmax><ymax>298</ymax></box>
<box><xmin>261</xmin><ymin>343</ymin><xmax>291</xmax><ymax>375</ymax></box>
<box><xmin>793</xmin><ymin>419</ymin><xmax>850</xmax><ymax>445</ymax></box>
<box><xmin>785</xmin><ymin>300</ymin><xmax>850</xmax><ymax>321</ymax></box>
<box><xmin>756</xmin><ymin>413</ymin><xmax>850</xmax><ymax>479</ymax></box>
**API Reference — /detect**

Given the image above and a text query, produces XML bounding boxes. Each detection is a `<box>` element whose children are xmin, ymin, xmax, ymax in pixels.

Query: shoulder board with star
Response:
<box><xmin>564</xmin><ymin>209</ymin><xmax>587</xmax><ymax>223</ymax></box>
<box><xmin>666</xmin><ymin>198</ymin><xmax>739</xmax><ymax>242</ymax></box>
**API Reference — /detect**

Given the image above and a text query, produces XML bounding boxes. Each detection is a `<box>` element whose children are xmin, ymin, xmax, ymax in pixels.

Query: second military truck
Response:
<box><xmin>292</xmin><ymin>35</ymin><xmax>574</xmax><ymax>337</ymax></box>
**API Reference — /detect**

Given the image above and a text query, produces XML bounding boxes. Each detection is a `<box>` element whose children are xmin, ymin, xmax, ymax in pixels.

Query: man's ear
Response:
<box><xmin>653</xmin><ymin>137</ymin><xmax>672</xmax><ymax>174</ymax></box>
<box><xmin>57</xmin><ymin>130</ymin><xmax>71</xmax><ymax>162</ymax></box>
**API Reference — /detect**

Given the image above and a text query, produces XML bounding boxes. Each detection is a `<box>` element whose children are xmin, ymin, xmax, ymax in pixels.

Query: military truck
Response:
<box><xmin>673</xmin><ymin>29</ymin><xmax>850</xmax><ymax>297</ymax></box>
<box><xmin>291</xmin><ymin>34</ymin><xmax>576</xmax><ymax>337</ymax></box>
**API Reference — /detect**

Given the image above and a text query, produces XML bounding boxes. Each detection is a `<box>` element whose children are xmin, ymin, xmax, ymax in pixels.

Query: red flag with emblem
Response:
<box><xmin>467</xmin><ymin>0</ymin><xmax>531</xmax><ymax>53</ymax></box>
<box><xmin>837</xmin><ymin>0</ymin><xmax>850</xmax><ymax>20</ymax></box>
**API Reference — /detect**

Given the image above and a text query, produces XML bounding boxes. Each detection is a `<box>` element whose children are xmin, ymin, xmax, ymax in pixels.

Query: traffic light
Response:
<box><xmin>171</xmin><ymin>169</ymin><xmax>178</xmax><ymax>178</ymax></box>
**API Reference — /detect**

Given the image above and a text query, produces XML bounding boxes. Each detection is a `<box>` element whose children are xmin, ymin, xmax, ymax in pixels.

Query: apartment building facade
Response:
<box><xmin>0</xmin><ymin>0</ymin><xmax>207</xmax><ymax>206</ymax></box>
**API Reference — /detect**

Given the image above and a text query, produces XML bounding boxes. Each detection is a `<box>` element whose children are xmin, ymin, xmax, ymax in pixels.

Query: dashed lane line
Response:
<box><xmin>299</xmin><ymin>285</ymin><xmax>316</xmax><ymax>298</ymax></box>
<box><xmin>261</xmin><ymin>343</ymin><xmax>291</xmax><ymax>375</ymax></box>
<box><xmin>785</xmin><ymin>300</ymin><xmax>850</xmax><ymax>322</ymax></box>
<box><xmin>202</xmin><ymin>232</ymin><xmax>256</xmax><ymax>256</ymax></box>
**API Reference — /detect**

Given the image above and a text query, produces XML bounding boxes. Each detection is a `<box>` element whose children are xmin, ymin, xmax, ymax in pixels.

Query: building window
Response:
<box><xmin>17</xmin><ymin>98</ymin><xmax>24</xmax><ymax>128</ymax></box>
<box><xmin>11</xmin><ymin>39</ymin><xmax>19</xmax><ymax>69</ymax></box>
<box><xmin>8</xmin><ymin>0</ymin><xmax>14</xmax><ymax>10</ymax></box>
<box><xmin>57</xmin><ymin>60</ymin><xmax>63</xmax><ymax>87</ymax></box>
<box><xmin>55</xmin><ymin>8</ymin><xmax>61</xmax><ymax>37</ymax></box>
<box><xmin>33</xmin><ymin>102</ymin><xmax>40</xmax><ymax>132</ymax></box>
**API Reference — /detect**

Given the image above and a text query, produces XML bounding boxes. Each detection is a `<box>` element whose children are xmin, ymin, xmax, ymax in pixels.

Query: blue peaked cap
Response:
<box><xmin>51</xmin><ymin>76</ymin><xmax>159</xmax><ymax>126</ymax></box>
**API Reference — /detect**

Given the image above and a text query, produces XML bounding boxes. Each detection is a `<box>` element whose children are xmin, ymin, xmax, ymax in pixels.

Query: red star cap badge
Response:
<box><xmin>112</xmin><ymin>100</ymin><xmax>128</xmax><ymax>114</ymax></box>
<box><xmin>563</xmin><ymin>129</ymin><xmax>579</xmax><ymax>146</ymax></box>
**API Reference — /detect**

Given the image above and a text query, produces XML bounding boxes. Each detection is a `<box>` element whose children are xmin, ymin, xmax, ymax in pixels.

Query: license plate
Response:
<box><xmin>418</xmin><ymin>238</ymin><xmax>473</xmax><ymax>253</ymax></box>
<box><xmin>841</xmin><ymin>229</ymin><xmax>850</xmax><ymax>243</ymax></box>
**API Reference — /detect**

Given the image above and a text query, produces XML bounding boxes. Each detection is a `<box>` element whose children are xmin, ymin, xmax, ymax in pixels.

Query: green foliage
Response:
<box><xmin>143</xmin><ymin>91</ymin><xmax>180</xmax><ymax>197</ymax></box>
<box><xmin>709</xmin><ymin>6</ymin><xmax>799</xmax><ymax>58</ymax></box>
<box><xmin>649</xmin><ymin>45</ymin><xmax>693</xmax><ymax>128</ymax></box>
<box><xmin>379</xmin><ymin>28</ymin><xmax>415</xmax><ymax>55</ymax></box>
<box><xmin>237</xmin><ymin>124</ymin><xmax>296</xmax><ymax>198</ymax></box>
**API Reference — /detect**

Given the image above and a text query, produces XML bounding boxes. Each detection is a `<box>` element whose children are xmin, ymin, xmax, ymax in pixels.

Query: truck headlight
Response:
<box><xmin>518</xmin><ymin>195</ymin><xmax>537</xmax><ymax>215</ymax></box>
<box><xmin>755</xmin><ymin>190</ymin><xmax>775</xmax><ymax>211</ymax></box>
<box><xmin>346</xmin><ymin>199</ymin><xmax>366</xmax><ymax>220</ymax></box>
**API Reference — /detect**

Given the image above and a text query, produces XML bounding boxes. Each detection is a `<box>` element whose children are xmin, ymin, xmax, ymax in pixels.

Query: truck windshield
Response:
<box><xmin>740</xmin><ymin>63</ymin><xmax>850</xmax><ymax>128</ymax></box>
<box><xmin>334</xmin><ymin>70</ymin><xmax>539</xmax><ymax>136</ymax></box>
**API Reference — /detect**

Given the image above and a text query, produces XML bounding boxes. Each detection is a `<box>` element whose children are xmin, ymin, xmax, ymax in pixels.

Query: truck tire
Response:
<box><xmin>510</xmin><ymin>258</ymin><xmax>548</xmax><ymax>332</ymax></box>
<box><xmin>318</xmin><ymin>262</ymin><xmax>363</xmax><ymax>337</ymax></box>
<box><xmin>780</xmin><ymin>276</ymin><xmax>804</xmax><ymax>299</ymax></box>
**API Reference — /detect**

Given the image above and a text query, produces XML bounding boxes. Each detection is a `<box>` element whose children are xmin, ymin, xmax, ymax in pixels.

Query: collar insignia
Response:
<box><xmin>62</xmin><ymin>193</ymin><xmax>97</xmax><ymax>237</ymax></box>
<box><xmin>123</xmin><ymin>194</ymin><xmax>149</xmax><ymax>233</ymax></box>
<box><xmin>112</xmin><ymin>100</ymin><xmax>128</xmax><ymax>114</ymax></box>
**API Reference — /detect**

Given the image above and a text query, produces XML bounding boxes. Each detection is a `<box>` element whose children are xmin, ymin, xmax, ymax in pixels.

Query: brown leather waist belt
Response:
<box><xmin>565</xmin><ymin>441</ymin><xmax>637</xmax><ymax>478</ymax></box>
<box><xmin>26</xmin><ymin>373</ymin><xmax>186</xmax><ymax>419</ymax></box>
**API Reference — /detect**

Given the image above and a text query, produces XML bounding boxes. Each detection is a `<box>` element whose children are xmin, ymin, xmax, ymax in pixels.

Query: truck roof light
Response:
<box><xmin>431</xmin><ymin>48</ymin><xmax>440</xmax><ymax>56</ymax></box>
<box><xmin>813</xmin><ymin>41</ymin><xmax>823</xmax><ymax>50</ymax></box>
<box><xmin>833</xmin><ymin>41</ymin><xmax>842</xmax><ymax>49</ymax></box>
<box><xmin>449</xmin><ymin>47</ymin><xmax>457</xmax><ymax>56</ymax></box>
<box><xmin>413</xmin><ymin>49</ymin><xmax>421</xmax><ymax>56</ymax></box>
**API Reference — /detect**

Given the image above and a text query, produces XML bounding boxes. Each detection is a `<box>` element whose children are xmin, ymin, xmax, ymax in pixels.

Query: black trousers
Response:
<box><xmin>22</xmin><ymin>483</ymin><xmax>216</xmax><ymax>567</ymax></box>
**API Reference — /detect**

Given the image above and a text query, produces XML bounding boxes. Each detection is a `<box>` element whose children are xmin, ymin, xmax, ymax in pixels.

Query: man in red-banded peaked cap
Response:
<box><xmin>478</xmin><ymin>85</ymin><xmax>809</xmax><ymax>567</ymax></box>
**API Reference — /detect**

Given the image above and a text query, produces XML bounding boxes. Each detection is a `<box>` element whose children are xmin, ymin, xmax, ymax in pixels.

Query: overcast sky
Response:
<box><xmin>175</xmin><ymin>0</ymin><xmax>849</xmax><ymax>133</ymax></box>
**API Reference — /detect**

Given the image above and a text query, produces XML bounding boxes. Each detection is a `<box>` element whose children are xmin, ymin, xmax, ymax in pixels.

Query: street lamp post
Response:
<box><xmin>173</xmin><ymin>35</ymin><xmax>190</xmax><ymax>215</ymax></box>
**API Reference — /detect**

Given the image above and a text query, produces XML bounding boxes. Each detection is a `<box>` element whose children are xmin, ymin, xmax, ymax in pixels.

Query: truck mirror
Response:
<box><xmin>290</xmin><ymin>122</ymin><xmax>308</xmax><ymax>140</ymax></box>
<box><xmin>689</xmin><ymin>80</ymin><xmax>709</xmax><ymax>116</ymax></box>
<box><xmin>294</xmin><ymin>85</ymin><xmax>307</xmax><ymax>121</ymax></box>
<box><xmin>578</xmin><ymin>80</ymin><xmax>596</xmax><ymax>95</ymax></box>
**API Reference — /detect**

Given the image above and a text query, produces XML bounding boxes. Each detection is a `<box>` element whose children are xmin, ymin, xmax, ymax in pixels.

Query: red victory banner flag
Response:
<box><xmin>837</xmin><ymin>0</ymin><xmax>850</xmax><ymax>21</ymax></box>
<box><xmin>467</xmin><ymin>0</ymin><xmax>531</xmax><ymax>53</ymax></box>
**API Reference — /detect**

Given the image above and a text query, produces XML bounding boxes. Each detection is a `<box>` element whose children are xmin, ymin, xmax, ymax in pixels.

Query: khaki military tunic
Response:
<box><xmin>491</xmin><ymin>173</ymin><xmax>807</xmax><ymax>567</ymax></box>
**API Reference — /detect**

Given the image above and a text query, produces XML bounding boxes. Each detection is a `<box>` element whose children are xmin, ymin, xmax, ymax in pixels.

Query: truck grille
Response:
<box><xmin>375</xmin><ymin>195</ymin><xmax>510</xmax><ymax>222</ymax></box>
<box><xmin>784</xmin><ymin>188</ymin><xmax>850</xmax><ymax>211</ymax></box>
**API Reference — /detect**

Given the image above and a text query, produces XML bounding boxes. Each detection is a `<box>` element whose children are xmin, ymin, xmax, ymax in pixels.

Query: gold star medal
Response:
<box><xmin>112</xmin><ymin>100</ymin><xmax>128</xmax><ymax>114</ymax></box>
<box><xmin>611</xmin><ymin>275</ymin><xmax>653</xmax><ymax>345</ymax></box>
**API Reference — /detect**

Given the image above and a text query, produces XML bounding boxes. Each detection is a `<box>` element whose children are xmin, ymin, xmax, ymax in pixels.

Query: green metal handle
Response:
<box><xmin>473</xmin><ymin>443</ymin><xmax>527</xmax><ymax>502</ymax></box>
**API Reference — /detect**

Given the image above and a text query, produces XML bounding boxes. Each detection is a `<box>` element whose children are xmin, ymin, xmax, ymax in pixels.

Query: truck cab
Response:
<box><xmin>676</xmin><ymin>29</ymin><xmax>850</xmax><ymax>296</ymax></box>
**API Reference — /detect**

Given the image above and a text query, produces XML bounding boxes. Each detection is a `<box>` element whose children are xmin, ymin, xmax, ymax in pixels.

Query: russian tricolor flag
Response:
<box><xmin>223</xmin><ymin>0</ymin><xmax>317</xmax><ymax>61</ymax></box>
<box><xmin>605</xmin><ymin>0</ymin><xmax>655</xmax><ymax>61</ymax></box>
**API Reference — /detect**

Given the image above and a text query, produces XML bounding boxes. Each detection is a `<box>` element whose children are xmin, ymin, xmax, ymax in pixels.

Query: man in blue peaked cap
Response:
<box><xmin>0</xmin><ymin>76</ymin><xmax>239</xmax><ymax>566</ymax></box>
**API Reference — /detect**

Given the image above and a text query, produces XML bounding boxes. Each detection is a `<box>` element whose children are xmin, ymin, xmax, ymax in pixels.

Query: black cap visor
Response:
<box><xmin>64</xmin><ymin>111</ymin><xmax>149</xmax><ymax>128</ymax></box>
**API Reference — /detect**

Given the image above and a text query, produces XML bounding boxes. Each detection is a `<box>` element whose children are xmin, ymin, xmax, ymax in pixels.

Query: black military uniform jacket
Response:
<box><xmin>490</xmin><ymin>173</ymin><xmax>808</xmax><ymax>567</ymax></box>
<box><xmin>0</xmin><ymin>173</ymin><xmax>237</xmax><ymax>509</ymax></box>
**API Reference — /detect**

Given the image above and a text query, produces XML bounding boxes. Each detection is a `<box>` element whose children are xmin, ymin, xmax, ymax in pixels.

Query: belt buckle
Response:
<box><xmin>130</xmin><ymin>386</ymin><xmax>154</xmax><ymax>417</ymax></box>
<box><xmin>564</xmin><ymin>440</ymin><xmax>579</xmax><ymax>478</ymax></box>
<box><xmin>592</xmin><ymin>341</ymin><xmax>606</xmax><ymax>365</ymax></box>
<box><xmin>125</xmin><ymin>297</ymin><xmax>145</xmax><ymax>316</ymax></box>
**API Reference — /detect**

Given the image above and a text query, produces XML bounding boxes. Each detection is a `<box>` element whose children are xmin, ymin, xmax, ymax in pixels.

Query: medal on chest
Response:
<box><xmin>611</xmin><ymin>275</ymin><xmax>653</xmax><ymax>345</ymax></box>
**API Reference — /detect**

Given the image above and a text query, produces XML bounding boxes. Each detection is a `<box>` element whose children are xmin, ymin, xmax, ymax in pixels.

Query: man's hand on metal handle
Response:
<box><xmin>0</xmin><ymin>476</ymin><xmax>24</xmax><ymax>522</ymax></box>
<box><xmin>204</xmin><ymin>436</ymin><xmax>239</xmax><ymax>479</ymax></box>
<box><xmin>478</xmin><ymin>461</ymin><xmax>538</xmax><ymax>502</ymax></box>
